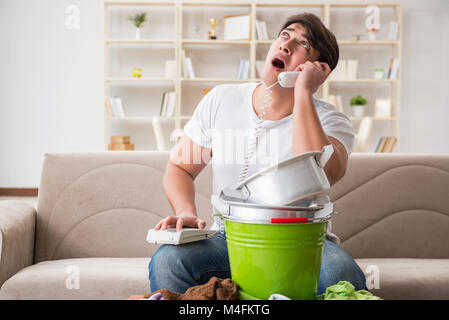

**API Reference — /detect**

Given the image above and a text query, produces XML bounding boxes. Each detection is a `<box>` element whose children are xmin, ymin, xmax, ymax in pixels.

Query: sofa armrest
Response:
<box><xmin>0</xmin><ymin>200</ymin><xmax>36</xmax><ymax>288</ymax></box>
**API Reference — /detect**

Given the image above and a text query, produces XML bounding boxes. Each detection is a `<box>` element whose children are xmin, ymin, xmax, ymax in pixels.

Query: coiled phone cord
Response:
<box><xmin>237</xmin><ymin>80</ymin><xmax>279</xmax><ymax>185</ymax></box>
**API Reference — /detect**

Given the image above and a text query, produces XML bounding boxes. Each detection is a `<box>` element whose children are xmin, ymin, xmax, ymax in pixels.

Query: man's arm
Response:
<box><xmin>291</xmin><ymin>61</ymin><xmax>349</xmax><ymax>186</ymax></box>
<box><xmin>154</xmin><ymin>134</ymin><xmax>212</xmax><ymax>231</ymax></box>
<box><xmin>292</xmin><ymin>91</ymin><xmax>348</xmax><ymax>186</ymax></box>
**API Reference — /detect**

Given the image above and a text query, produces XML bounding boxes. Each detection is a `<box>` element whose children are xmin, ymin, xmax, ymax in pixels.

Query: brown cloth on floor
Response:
<box><xmin>144</xmin><ymin>277</ymin><xmax>239</xmax><ymax>300</ymax></box>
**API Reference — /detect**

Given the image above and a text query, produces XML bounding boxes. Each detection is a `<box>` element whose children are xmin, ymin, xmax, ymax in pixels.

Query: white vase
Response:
<box><xmin>352</xmin><ymin>105</ymin><xmax>365</xmax><ymax>117</ymax></box>
<box><xmin>135</xmin><ymin>28</ymin><xmax>140</xmax><ymax>40</ymax></box>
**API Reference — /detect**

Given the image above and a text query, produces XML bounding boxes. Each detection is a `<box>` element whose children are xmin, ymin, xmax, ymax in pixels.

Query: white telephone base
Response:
<box><xmin>146</xmin><ymin>228</ymin><xmax>218</xmax><ymax>245</ymax></box>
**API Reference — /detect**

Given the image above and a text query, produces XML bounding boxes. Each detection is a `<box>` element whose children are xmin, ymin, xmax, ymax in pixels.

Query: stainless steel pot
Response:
<box><xmin>211</xmin><ymin>193</ymin><xmax>335</xmax><ymax>225</ymax></box>
<box><xmin>222</xmin><ymin>144</ymin><xmax>334</xmax><ymax>207</ymax></box>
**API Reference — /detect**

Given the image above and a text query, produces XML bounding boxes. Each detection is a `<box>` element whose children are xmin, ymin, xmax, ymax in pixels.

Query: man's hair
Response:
<box><xmin>278</xmin><ymin>13</ymin><xmax>339</xmax><ymax>71</ymax></box>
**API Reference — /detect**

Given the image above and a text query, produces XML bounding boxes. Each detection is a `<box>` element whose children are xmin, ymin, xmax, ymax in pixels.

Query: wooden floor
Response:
<box><xmin>0</xmin><ymin>196</ymin><xmax>38</xmax><ymax>207</ymax></box>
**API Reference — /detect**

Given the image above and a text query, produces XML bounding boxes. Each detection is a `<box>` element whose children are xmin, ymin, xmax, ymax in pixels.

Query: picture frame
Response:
<box><xmin>375</xmin><ymin>99</ymin><xmax>392</xmax><ymax>118</ymax></box>
<box><xmin>223</xmin><ymin>13</ymin><xmax>251</xmax><ymax>40</ymax></box>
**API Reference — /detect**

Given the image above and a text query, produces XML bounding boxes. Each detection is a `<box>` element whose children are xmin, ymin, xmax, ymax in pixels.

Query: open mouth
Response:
<box><xmin>271</xmin><ymin>57</ymin><xmax>285</xmax><ymax>69</ymax></box>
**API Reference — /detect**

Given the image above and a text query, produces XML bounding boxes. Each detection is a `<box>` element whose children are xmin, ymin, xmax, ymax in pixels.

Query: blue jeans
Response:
<box><xmin>148</xmin><ymin>232</ymin><xmax>367</xmax><ymax>296</ymax></box>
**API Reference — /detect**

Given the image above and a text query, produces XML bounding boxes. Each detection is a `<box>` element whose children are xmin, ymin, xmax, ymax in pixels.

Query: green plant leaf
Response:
<box><xmin>350</xmin><ymin>95</ymin><xmax>368</xmax><ymax>106</ymax></box>
<box><xmin>128</xmin><ymin>12</ymin><xmax>147</xmax><ymax>28</ymax></box>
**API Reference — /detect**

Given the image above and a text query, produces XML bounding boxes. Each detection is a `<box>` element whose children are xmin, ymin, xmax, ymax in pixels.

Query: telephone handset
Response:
<box><xmin>278</xmin><ymin>71</ymin><xmax>301</xmax><ymax>88</ymax></box>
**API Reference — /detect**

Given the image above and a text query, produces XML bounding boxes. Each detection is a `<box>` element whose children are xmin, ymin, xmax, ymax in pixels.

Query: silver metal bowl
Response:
<box><xmin>222</xmin><ymin>144</ymin><xmax>334</xmax><ymax>207</ymax></box>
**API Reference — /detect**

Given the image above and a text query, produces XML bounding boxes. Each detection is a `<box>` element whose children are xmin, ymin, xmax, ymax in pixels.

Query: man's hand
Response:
<box><xmin>154</xmin><ymin>211</ymin><xmax>206</xmax><ymax>232</ymax></box>
<box><xmin>293</xmin><ymin>61</ymin><xmax>331</xmax><ymax>96</ymax></box>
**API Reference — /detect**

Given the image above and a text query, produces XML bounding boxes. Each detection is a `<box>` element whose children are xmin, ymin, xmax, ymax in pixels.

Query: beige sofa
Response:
<box><xmin>0</xmin><ymin>151</ymin><xmax>448</xmax><ymax>300</ymax></box>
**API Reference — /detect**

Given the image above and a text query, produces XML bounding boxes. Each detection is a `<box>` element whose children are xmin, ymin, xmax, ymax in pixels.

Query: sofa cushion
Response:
<box><xmin>331</xmin><ymin>153</ymin><xmax>449</xmax><ymax>259</ymax></box>
<box><xmin>2</xmin><ymin>257</ymin><xmax>448</xmax><ymax>300</ymax></box>
<box><xmin>34</xmin><ymin>152</ymin><xmax>213</xmax><ymax>263</ymax></box>
<box><xmin>0</xmin><ymin>258</ymin><xmax>150</xmax><ymax>300</ymax></box>
<box><xmin>356</xmin><ymin>258</ymin><xmax>449</xmax><ymax>300</ymax></box>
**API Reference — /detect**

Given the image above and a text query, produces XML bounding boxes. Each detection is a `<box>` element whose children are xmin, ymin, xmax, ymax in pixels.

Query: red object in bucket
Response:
<box><xmin>270</xmin><ymin>217</ymin><xmax>309</xmax><ymax>224</ymax></box>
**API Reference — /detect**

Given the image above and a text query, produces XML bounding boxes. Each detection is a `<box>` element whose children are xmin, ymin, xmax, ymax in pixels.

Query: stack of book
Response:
<box><xmin>160</xmin><ymin>91</ymin><xmax>176</xmax><ymax>117</ymax></box>
<box><xmin>105</xmin><ymin>96</ymin><xmax>126</xmax><ymax>118</ymax></box>
<box><xmin>375</xmin><ymin>136</ymin><xmax>397</xmax><ymax>153</ymax></box>
<box><xmin>181</xmin><ymin>49</ymin><xmax>196</xmax><ymax>79</ymax></box>
<box><xmin>255</xmin><ymin>20</ymin><xmax>269</xmax><ymax>40</ymax></box>
<box><xmin>108</xmin><ymin>136</ymin><xmax>134</xmax><ymax>151</ymax></box>
<box><xmin>237</xmin><ymin>58</ymin><xmax>250</xmax><ymax>79</ymax></box>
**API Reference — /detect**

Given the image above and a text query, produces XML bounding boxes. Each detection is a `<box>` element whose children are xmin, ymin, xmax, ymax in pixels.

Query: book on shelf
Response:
<box><xmin>354</xmin><ymin>117</ymin><xmax>373</xmax><ymax>152</ymax></box>
<box><xmin>387</xmin><ymin>21</ymin><xmax>399</xmax><ymax>41</ymax></box>
<box><xmin>152</xmin><ymin>117</ymin><xmax>167</xmax><ymax>151</ymax></box>
<box><xmin>181</xmin><ymin>49</ymin><xmax>188</xmax><ymax>78</ymax></box>
<box><xmin>255</xmin><ymin>20</ymin><xmax>262</xmax><ymax>40</ymax></box>
<box><xmin>115</xmin><ymin>97</ymin><xmax>125</xmax><ymax>117</ymax></box>
<box><xmin>108</xmin><ymin>96</ymin><xmax>125</xmax><ymax>118</ymax></box>
<box><xmin>160</xmin><ymin>92</ymin><xmax>168</xmax><ymax>116</ymax></box>
<box><xmin>387</xmin><ymin>58</ymin><xmax>399</xmax><ymax>80</ymax></box>
<box><xmin>160</xmin><ymin>91</ymin><xmax>176</xmax><ymax>117</ymax></box>
<box><xmin>346</xmin><ymin>59</ymin><xmax>358</xmax><ymax>80</ymax></box>
<box><xmin>375</xmin><ymin>136</ymin><xmax>397</xmax><ymax>152</ymax></box>
<box><xmin>165</xmin><ymin>92</ymin><xmax>176</xmax><ymax>117</ymax></box>
<box><xmin>384</xmin><ymin>137</ymin><xmax>397</xmax><ymax>152</ymax></box>
<box><xmin>376</xmin><ymin>137</ymin><xmax>388</xmax><ymax>152</ymax></box>
<box><xmin>255</xmin><ymin>20</ymin><xmax>269</xmax><ymax>40</ymax></box>
<box><xmin>237</xmin><ymin>59</ymin><xmax>243</xmax><ymax>78</ymax></box>
<box><xmin>237</xmin><ymin>58</ymin><xmax>250</xmax><ymax>79</ymax></box>
<box><xmin>255</xmin><ymin>60</ymin><xmax>264</xmax><ymax>78</ymax></box>
<box><xmin>261</xmin><ymin>21</ymin><xmax>269</xmax><ymax>40</ymax></box>
<box><xmin>185</xmin><ymin>57</ymin><xmax>196</xmax><ymax>78</ymax></box>
<box><xmin>104</xmin><ymin>96</ymin><xmax>114</xmax><ymax>117</ymax></box>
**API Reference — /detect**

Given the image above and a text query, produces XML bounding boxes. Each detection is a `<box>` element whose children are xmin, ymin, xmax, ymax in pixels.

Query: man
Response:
<box><xmin>149</xmin><ymin>13</ymin><xmax>367</xmax><ymax>295</ymax></box>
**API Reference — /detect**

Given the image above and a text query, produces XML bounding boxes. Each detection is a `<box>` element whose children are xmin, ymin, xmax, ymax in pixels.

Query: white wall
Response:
<box><xmin>0</xmin><ymin>0</ymin><xmax>104</xmax><ymax>187</ymax></box>
<box><xmin>0</xmin><ymin>0</ymin><xmax>448</xmax><ymax>188</ymax></box>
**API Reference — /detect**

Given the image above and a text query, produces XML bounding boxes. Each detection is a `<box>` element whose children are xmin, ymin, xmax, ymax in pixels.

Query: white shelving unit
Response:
<box><xmin>103</xmin><ymin>0</ymin><xmax>401</xmax><ymax>152</ymax></box>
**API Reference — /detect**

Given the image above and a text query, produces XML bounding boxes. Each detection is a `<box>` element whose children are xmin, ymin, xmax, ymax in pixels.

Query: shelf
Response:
<box><xmin>182</xmin><ymin>39</ymin><xmax>251</xmax><ymax>45</ymax></box>
<box><xmin>328</xmin><ymin>79</ymin><xmax>397</xmax><ymax>83</ymax></box>
<box><xmin>106</xmin><ymin>77</ymin><xmax>176</xmax><ymax>82</ymax></box>
<box><xmin>104</xmin><ymin>1</ymin><xmax>175</xmax><ymax>6</ymax></box>
<box><xmin>181</xmin><ymin>78</ymin><xmax>254</xmax><ymax>83</ymax></box>
<box><xmin>255</xmin><ymin>40</ymin><xmax>274</xmax><ymax>45</ymax></box>
<box><xmin>181</xmin><ymin>2</ymin><xmax>250</xmax><ymax>7</ymax></box>
<box><xmin>330</xmin><ymin>3</ymin><xmax>399</xmax><ymax>8</ymax></box>
<box><xmin>337</xmin><ymin>40</ymin><xmax>398</xmax><ymax>46</ymax></box>
<box><xmin>105</xmin><ymin>39</ymin><xmax>176</xmax><ymax>45</ymax></box>
<box><xmin>256</xmin><ymin>40</ymin><xmax>398</xmax><ymax>46</ymax></box>
<box><xmin>106</xmin><ymin>116</ymin><xmax>190</xmax><ymax>121</ymax></box>
<box><xmin>349</xmin><ymin>117</ymin><xmax>397</xmax><ymax>121</ymax></box>
<box><xmin>256</xmin><ymin>3</ymin><xmax>324</xmax><ymax>7</ymax></box>
<box><xmin>104</xmin><ymin>1</ymin><xmax>402</xmax><ymax>152</ymax></box>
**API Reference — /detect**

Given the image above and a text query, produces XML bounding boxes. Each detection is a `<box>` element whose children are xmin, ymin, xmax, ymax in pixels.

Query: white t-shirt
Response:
<box><xmin>183</xmin><ymin>82</ymin><xmax>355</xmax><ymax>244</ymax></box>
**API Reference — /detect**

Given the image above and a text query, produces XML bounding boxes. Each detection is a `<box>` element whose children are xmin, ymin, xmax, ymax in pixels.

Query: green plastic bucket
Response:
<box><xmin>224</xmin><ymin>219</ymin><xmax>327</xmax><ymax>300</ymax></box>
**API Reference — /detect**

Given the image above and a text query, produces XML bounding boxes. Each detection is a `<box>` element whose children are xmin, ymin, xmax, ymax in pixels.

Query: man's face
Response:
<box><xmin>263</xmin><ymin>22</ymin><xmax>320</xmax><ymax>84</ymax></box>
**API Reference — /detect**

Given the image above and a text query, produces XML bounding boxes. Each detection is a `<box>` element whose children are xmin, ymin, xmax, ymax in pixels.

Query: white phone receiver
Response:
<box><xmin>278</xmin><ymin>71</ymin><xmax>300</xmax><ymax>88</ymax></box>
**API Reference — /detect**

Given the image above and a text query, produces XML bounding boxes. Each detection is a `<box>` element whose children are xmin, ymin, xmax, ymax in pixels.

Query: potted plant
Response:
<box><xmin>128</xmin><ymin>12</ymin><xmax>147</xmax><ymax>40</ymax></box>
<box><xmin>350</xmin><ymin>95</ymin><xmax>368</xmax><ymax>117</ymax></box>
